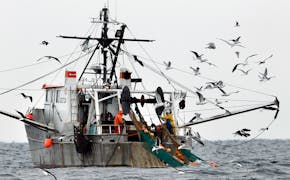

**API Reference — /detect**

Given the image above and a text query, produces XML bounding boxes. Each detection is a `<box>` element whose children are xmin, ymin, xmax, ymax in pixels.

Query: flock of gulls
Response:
<box><xmin>161</xmin><ymin>21</ymin><xmax>276</xmax><ymax>144</ymax></box>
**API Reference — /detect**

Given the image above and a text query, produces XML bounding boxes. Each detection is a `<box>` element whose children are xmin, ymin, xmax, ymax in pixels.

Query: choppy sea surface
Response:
<box><xmin>0</xmin><ymin>140</ymin><xmax>289</xmax><ymax>180</ymax></box>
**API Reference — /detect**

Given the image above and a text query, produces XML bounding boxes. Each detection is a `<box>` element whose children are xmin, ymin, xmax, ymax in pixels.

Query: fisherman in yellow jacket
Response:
<box><xmin>160</xmin><ymin>110</ymin><xmax>176</xmax><ymax>135</ymax></box>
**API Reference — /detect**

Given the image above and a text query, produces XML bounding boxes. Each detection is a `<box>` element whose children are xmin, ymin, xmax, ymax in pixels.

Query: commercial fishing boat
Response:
<box><xmin>0</xmin><ymin>7</ymin><xmax>279</xmax><ymax>168</ymax></box>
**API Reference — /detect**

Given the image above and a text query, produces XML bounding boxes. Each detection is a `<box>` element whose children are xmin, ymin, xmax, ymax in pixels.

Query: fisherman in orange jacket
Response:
<box><xmin>114</xmin><ymin>110</ymin><xmax>124</xmax><ymax>134</ymax></box>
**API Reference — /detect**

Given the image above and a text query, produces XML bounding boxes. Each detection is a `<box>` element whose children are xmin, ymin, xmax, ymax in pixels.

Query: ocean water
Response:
<box><xmin>0</xmin><ymin>140</ymin><xmax>290</xmax><ymax>180</ymax></box>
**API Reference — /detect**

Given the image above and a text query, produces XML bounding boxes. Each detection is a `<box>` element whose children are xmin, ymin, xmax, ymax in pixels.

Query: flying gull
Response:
<box><xmin>215</xmin><ymin>98</ymin><xmax>228</xmax><ymax>105</ymax></box>
<box><xmin>206</xmin><ymin>80</ymin><xmax>225</xmax><ymax>89</ymax></box>
<box><xmin>232</xmin><ymin>54</ymin><xmax>258</xmax><ymax>73</ymax></box>
<box><xmin>191</xmin><ymin>131</ymin><xmax>205</xmax><ymax>146</ymax></box>
<box><xmin>163</xmin><ymin>61</ymin><xmax>172</xmax><ymax>70</ymax></box>
<box><xmin>190</xmin><ymin>50</ymin><xmax>204</xmax><ymax>61</ymax></box>
<box><xmin>217</xmin><ymin>38</ymin><xmax>245</xmax><ymax>48</ymax></box>
<box><xmin>206</xmin><ymin>42</ymin><xmax>216</xmax><ymax>49</ymax></box>
<box><xmin>217</xmin><ymin>87</ymin><xmax>239</xmax><ymax>96</ymax></box>
<box><xmin>235</xmin><ymin>51</ymin><xmax>240</xmax><ymax>58</ymax></box>
<box><xmin>258</xmin><ymin>68</ymin><xmax>275</xmax><ymax>81</ymax></box>
<box><xmin>133</xmin><ymin>55</ymin><xmax>144</xmax><ymax>67</ymax></box>
<box><xmin>230</xmin><ymin>36</ymin><xmax>241</xmax><ymax>44</ymax></box>
<box><xmin>196</xmin><ymin>91</ymin><xmax>206</xmax><ymax>105</ymax></box>
<box><xmin>233</xmin><ymin>129</ymin><xmax>251</xmax><ymax>137</ymax></box>
<box><xmin>257</xmin><ymin>54</ymin><xmax>273</xmax><ymax>65</ymax></box>
<box><xmin>235</xmin><ymin>21</ymin><xmax>240</xmax><ymax>27</ymax></box>
<box><xmin>41</xmin><ymin>41</ymin><xmax>49</xmax><ymax>46</ymax></box>
<box><xmin>37</xmin><ymin>56</ymin><xmax>61</xmax><ymax>64</ymax></box>
<box><xmin>190</xmin><ymin>66</ymin><xmax>201</xmax><ymax>75</ymax></box>
<box><xmin>20</xmin><ymin>93</ymin><xmax>33</xmax><ymax>102</ymax></box>
<box><xmin>194</xmin><ymin>86</ymin><xmax>203</xmax><ymax>92</ymax></box>
<box><xmin>40</xmin><ymin>168</ymin><xmax>57</xmax><ymax>180</ymax></box>
<box><xmin>189</xmin><ymin>113</ymin><xmax>202</xmax><ymax>123</ymax></box>
<box><xmin>237</xmin><ymin>68</ymin><xmax>251</xmax><ymax>75</ymax></box>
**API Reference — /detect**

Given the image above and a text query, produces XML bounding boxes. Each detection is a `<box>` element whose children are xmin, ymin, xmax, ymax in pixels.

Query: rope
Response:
<box><xmin>0</xmin><ymin>60</ymin><xmax>51</xmax><ymax>73</ymax></box>
<box><xmin>0</xmin><ymin>52</ymin><xmax>91</xmax><ymax>96</ymax></box>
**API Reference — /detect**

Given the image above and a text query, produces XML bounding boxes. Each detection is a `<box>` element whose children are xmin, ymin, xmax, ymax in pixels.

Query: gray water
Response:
<box><xmin>0</xmin><ymin>140</ymin><xmax>290</xmax><ymax>180</ymax></box>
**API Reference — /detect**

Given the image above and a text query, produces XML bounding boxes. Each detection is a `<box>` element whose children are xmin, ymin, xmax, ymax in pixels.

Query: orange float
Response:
<box><xmin>44</xmin><ymin>138</ymin><xmax>53</xmax><ymax>148</ymax></box>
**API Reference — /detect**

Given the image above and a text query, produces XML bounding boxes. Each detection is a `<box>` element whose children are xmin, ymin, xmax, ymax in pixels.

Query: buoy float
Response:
<box><xmin>26</xmin><ymin>113</ymin><xmax>33</xmax><ymax>120</ymax></box>
<box><xmin>44</xmin><ymin>138</ymin><xmax>53</xmax><ymax>148</ymax></box>
<box><xmin>209</xmin><ymin>161</ymin><xmax>219</xmax><ymax>167</ymax></box>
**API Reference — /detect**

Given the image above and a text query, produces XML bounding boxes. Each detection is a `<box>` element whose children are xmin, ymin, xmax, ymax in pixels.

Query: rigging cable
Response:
<box><xmin>123</xmin><ymin>52</ymin><xmax>276</xmax><ymax>98</ymax></box>
<box><xmin>126</xmin><ymin>27</ymin><xmax>177</xmax><ymax>91</ymax></box>
<box><xmin>32</xmin><ymin>22</ymin><xmax>100</xmax><ymax>108</ymax></box>
<box><xmin>0</xmin><ymin>60</ymin><xmax>51</xmax><ymax>73</ymax></box>
<box><xmin>0</xmin><ymin>52</ymin><xmax>92</xmax><ymax>96</ymax></box>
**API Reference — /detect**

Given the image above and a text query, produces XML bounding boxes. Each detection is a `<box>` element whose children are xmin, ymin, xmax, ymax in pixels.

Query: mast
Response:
<box><xmin>101</xmin><ymin>7</ymin><xmax>109</xmax><ymax>83</ymax></box>
<box><xmin>58</xmin><ymin>7</ymin><xmax>154</xmax><ymax>85</ymax></box>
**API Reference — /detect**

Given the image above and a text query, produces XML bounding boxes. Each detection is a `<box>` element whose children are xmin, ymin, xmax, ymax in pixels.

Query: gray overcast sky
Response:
<box><xmin>0</xmin><ymin>0</ymin><xmax>289</xmax><ymax>142</ymax></box>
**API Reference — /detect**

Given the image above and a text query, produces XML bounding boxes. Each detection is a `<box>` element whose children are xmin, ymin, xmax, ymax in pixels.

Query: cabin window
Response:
<box><xmin>46</xmin><ymin>90</ymin><xmax>52</xmax><ymax>103</ymax></box>
<box><xmin>56</xmin><ymin>90</ymin><xmax>66</xmax><ymax>103</ymax></box>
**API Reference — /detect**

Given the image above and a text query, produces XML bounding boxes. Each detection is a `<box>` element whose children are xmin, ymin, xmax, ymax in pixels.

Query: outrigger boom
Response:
<box><xmin>179</xmin><ymin>97</ymin><xmax>279</xmax><ymax>128</ymax></box>
<box><xmin>0</xmin><ymin>110</ymin><xmax>57</xmax><ymax>132</ymax></box>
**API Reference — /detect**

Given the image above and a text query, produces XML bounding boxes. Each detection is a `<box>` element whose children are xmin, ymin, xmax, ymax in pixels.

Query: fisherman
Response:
<box><xmin>160</xmin><ymin>110</ymin><xmax>176</xmax><ymax>135</ymax></box>
<box><xmin>106</xmin><ymin>112</ymin><xmax>114</xmax><ymax>121</ymax></box>
<box><xmin>88</xmin><ymin>118</ymin><xmax>97</xmax><ymax>135</ymax></box>
<box><xmin>114</xmin><ymin>110</ymin><xmax>124</xmax><ymax>134</ymax></box>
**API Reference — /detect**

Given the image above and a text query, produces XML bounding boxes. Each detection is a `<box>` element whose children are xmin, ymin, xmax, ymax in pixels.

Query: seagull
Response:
<box><xmin>232</xmin><ymin>54</ymin><xmax>258</xmax><ymax>73</ymax></box>
<box><xmin>215</xmin><ymin>99</ymin><xmax>228</xmax><ymax>105</ymax></box>
<box><xmin>230</xmin><ymin>36</ymin><xmax>241</xmax><ymax>44</ymax></box>
<box><xmin>190</xmin><ymin>66</ymin><xmax>200</xmax><ymax>75</ymax></box>
<box><xmin>196</xmin><ymin>91</ymin><xmax>206</xmax><ymax>105</ymax></box>
<box><xmin>206</xmin><ymin>61</ymin><xmax>217</xmax><ymax>67</ymax></box>
<box><xmin>189</xmin><ymin>113</ymin><xmax>202</xmax><ymax>123</ymax></box>
<box><xmin>194</xmin><ymin>86</ymin><xmax>203</xmax><ymax>92</ymax></box>
<box><xmin>191</xmin><ymin>132</ymin><xmax>205</xmax><ymax>146</ymax></box>
<box><xmin>20</xmin><ymin>93</ymin><xmax>33</xmax><ymax>102</ymax></box>
<box><xmin>16</xmin><ymin>110</ymin><xmax>26</xmax><ymax>119</ymax></box>
<box><xmin>235</xmin><ymin>51</ymin><xmax>240</xmax><ymax>58</ymax></box>
<box><xmin>152</xmin><ymin>146</ymin><xmax>162</xmax><ymax>152</ymax></box>
<box><xmin>258</xmin><ymin>68</ymin><xmax>275</xmax><ymax>81</ymax></box>
<box><xmin>217</xmin><ymin>87</ymin><xmax>239</xmax><ymax>96</ymax></box>
<box><xmin>217</xmin><ymin>38</ymin><xmax>245</xmax><ymax>48</ymax></box>
<box><xmin>178</xmin><ymin>143</ymin><xmax>192</xmax><ymax>150</ymax></box>
<box><xmin>163</xmin><ymin>61</ymin><xmax>172</xmax><ymax>70</ymax></box>
<box><xmin>197</xmin><ymin>58</ymin><xmax>209</xmax><ymax>64</ymax></box>
<box><xmin>81</xmin><ymin>35</ymin><xmax>91</xmax><ymax>51</ymax></box>
<box><xmin>233</xmin><ymin>130</ymin><xmax>250</xmax><ymax>137</ymax></box>
<box><xmin>260</xmin><ymin>127</ymin><xmax>269</xmax><ymax>131</ymax></box>
<box><xmin>190</xmin><ymin>51</ymin><xmax>204</xmax><ymax>60</ymax></box>
<box><xmin>40</xmin><ymin>168</ymin><xmax>57</xmax><ymax>180</ymax></box>
<box><xmin>237</xmin><ymin>68</ymin><xmax>251</xmax><ymax>75</ymax></box>
<box><xmin>41</xmin><ymin>41</ymin><xmax>49</xmax><ymax>46</ymax></box>
<box><xmin>204</xmin><ymin>84</ymin><xmax>215</xmax><ymax>90</ymax></box>
<box><xmin>206</xmin><ymin>42</ymin><xmax>216</xmax><ymax>49</ymax></box>
<box><xmin>206</xmin><ymin>80</ymin><xmax>225</xmax><ymax>89</ymax></box>
<box><xmin>241</xmin><ymin>128</ymin><xmax>251</xmax><ymax>132</ymax></box>
<box><xmin>133</xmin><ymin>55</ymin><xmax>144</xmax><ymax>67</ymax></box>
<box><xmin>244</xmin><ymin>54</ymin><xmax>259</xmax><ymax>64</ymax></box>
<box><xmin>152</xmin><ymin>139</ymin><xmax>163</xmax><ymax>152</ymax></box>
<box><xmin>37</xmin><ymin>56</ymin><xmax>61</xmax><ymax>64</ymax></box>
<box><xmin>215</xmin><ymin>99</ymin><xmax>222</xmax><ymax>105</ymax></box>
<box><xmin>257</xmin><ymin>54</ymin><xmax>273</xmax><ymax>65</ymax></box>
<box><xmin>232</xmin><ymin>62</ymin><xmax>248</xmax><ymax>73</ymax></box>
<box><xmin>235</xmin><ymin>21</ymin><xmax>240</xmax><ymax>27</ymax></box>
